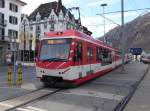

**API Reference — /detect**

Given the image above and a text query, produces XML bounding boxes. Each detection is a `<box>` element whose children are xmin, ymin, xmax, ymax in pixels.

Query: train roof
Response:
<box><xmin>43</xmin><ymin>30</ymin><xmax>118</xmax><ymax>51</ymax></box>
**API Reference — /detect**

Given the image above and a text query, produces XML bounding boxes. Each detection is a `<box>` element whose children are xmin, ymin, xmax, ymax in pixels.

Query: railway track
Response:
<box><xmin>0</xmin><ymin>88</ymin><xmax>62</xmax><ymax>111</ymax></box>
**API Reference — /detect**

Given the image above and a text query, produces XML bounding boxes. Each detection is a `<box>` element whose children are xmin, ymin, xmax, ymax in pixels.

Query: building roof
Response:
<box><xmin>56</xmin><ymin>0</ymin><xmax>62</xmax><ymax>13</ymax></box>
<box><xmin>29</xmin><ymin>1</ymin><xmax>74</xmax><ymax>21</ymax></box>
<box><xmin>16</xmin><ymin>0</ymin><xmax>27</xmax><ymax>6</ymax></box>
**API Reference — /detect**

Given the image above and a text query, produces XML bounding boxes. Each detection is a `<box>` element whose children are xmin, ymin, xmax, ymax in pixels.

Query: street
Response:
<box><xmin>0</xmin><ymin>0</ymin><xmax>150</xmax><ymax>110</ymax></box>
<box><xmin>0</xmin><ymin>61</ymin><xmax>148</xmax><ymax>111</ymax></box>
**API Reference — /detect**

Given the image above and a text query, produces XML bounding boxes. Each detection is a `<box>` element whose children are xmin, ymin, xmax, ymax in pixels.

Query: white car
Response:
<box><xmin>141</xmin><ymin>53</ymin><xmax>150</xmax><ymax>64</ymax></box>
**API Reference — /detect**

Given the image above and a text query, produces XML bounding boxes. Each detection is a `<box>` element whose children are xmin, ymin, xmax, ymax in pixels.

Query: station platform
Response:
<box><xmin>125</xmin><ymin>63</ymin><xmax>150</xmax><ymax>111</ymax></box>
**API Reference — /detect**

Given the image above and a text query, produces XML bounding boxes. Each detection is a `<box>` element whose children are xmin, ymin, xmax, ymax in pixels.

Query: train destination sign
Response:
<box><xmin>47</xmin><ymin>40</ymin><xmax>65</xmax><ymax>44</ymax></box>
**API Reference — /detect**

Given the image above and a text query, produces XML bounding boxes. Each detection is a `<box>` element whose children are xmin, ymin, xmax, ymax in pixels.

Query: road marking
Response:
<box><xmin>59</xmin><ymin>89</ymin><xmax>124</xmax><ymax>101</ymax></box>
<box><xmin>17</xmin><ymin>106</ymin><xmax>47</xmax><ymax>111</ymax></box>
<box><xmin>26</xmin><ymin>106</ymin><xmax>47</xmax><ymax>111</ymax></box>
<box><xmin>0</xmin><ymin>102</ymin><xmax>13</xmax><ymax>107</ymax></box>
<box><xmin>26</xmin><ymin>101</ymin><xmax>93</xmax><ymax>111</ymax></box>
<box><xmin>21</xmin><ymin>83</ymin><xmax>39</xmax><ymax>90</ymax></box>
<box><xmin>0</xmin><ymin>86</ymin><xmax>23</xmax><ymax>90</ymax></box>
<box><xmin>17</xmin><ymin>107</ymin><xmax>32</xmax><ymax>111</ymax></box>
<box><xmin>91</xmin><ymin>81</ymin><xmax>130</xmax><ymax>87</ymax></box>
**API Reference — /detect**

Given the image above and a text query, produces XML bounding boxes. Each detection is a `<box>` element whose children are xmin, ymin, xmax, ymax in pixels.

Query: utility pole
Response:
<box><xmin>121</xmin><ymin>0</ymin><xmax>125</xmax><ymax>71</ymax></box>
<box><xmin>101</xmin><ymin>3</ymin><xmax>107</xmax><ymax>43</ymax></box>
<box><xmin>23</xmin><ymin>19</ymin><xmax>26</xmax><ymax>66</ymax></box>
<box><xmin>13</xmin><ymin>34</ymin><xmax>17</xmax><ymax>85</ymax></box>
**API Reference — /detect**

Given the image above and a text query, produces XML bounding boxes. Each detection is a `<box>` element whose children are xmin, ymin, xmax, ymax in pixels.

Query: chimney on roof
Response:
<box><xmin>56</xmin><ymin>0</ymin><xmax>62</xmax><ymax>13</ymax></box>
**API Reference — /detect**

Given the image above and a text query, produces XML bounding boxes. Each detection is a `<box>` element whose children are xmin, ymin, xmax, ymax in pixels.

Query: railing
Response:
<box><xmin>0</xmin><ymin>35</ymin><xmax>4</xmax><ymax>41</ymax></box>
<box><xmin>0</xmin><ymin>35</ymin><xmax>11</xmax><ymax>42</ymax></box>
<box><xmin>0</xmin><ymin>19</ymin><xmax>7</xmax><ymax>27</ymax></box>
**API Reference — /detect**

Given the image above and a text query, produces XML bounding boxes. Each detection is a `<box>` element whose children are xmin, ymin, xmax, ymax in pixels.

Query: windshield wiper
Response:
<box><xmin>41</xmin><ymin>58</ymin><xmax>67</xmax><ymax>62</ymax></box>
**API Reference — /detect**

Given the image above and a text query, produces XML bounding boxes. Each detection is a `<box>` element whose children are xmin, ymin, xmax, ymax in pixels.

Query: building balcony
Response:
<box><xmin>0</xmin><ymin>20</ymin><xmax>7</xmax><ymax>27</ymax></box>
<box><xmin>49</xmin><ymin>20</ymin><xmax>55</xmax><ymax>24</ymax></box>
<box><xmin>0</xmin><ymin>35</ymin><xmax>5</xmax><ymax>41</ymax></box>
<box><xmin>0</xmin><ymin>35</ymin><xmax>10</xmax><ymax>42</ymax></box>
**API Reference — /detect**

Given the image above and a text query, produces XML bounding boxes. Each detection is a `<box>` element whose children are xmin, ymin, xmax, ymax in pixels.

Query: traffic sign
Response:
<box><xmin>130</xmin><ymin>48</ymin><xmax>143</xmax><ymax>55</ymax></box>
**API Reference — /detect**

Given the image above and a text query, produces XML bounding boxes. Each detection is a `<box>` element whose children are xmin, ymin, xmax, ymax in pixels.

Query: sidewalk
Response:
<box><xmin>0</xmin><ymin>66</ymin><xmax>42</xmax><ymax>101</ymax></box>
<box><xmin>124</xmin><ymin>64</ymin><xmax>150</xmax><ymax>111</ymax></box>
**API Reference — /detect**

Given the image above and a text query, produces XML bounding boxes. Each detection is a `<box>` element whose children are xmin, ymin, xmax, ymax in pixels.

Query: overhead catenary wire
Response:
<box><xmin>96</xmin><ymin>14</ymin><xmax>120</xmax><ymax>26</ymax></box>
<box><xmin>98</xmin><ymin>7</ymin><xmax>150</xmax><ymax>15</ymax></box>
<box><xmin>138</xmin><ymin>8</ymin><xmax>150</xmax><ymax>16</ymax></box>
<box><xmin>96</xmin><ymin>7</ymin><xmax>150</xmax><ymax>28</ymax></box>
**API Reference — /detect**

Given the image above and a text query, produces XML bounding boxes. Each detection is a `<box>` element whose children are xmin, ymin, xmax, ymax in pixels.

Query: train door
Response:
<box><xmin>74</xmin><ymin>41</ymin><xmax>83</xmax><ymax>78</ymax></box>
<box><xmin>86</xmin><ymin>45</ymin><xmax>94</xmax><ymax>75</ymax></box>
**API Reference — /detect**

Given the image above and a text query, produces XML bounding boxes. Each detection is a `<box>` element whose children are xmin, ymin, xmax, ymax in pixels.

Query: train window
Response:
<box><xmin>74</xmin><ymin>42</ymin><xmax>82</xmax><ymax>62</ymax></box>
<box><xmin>87</xmin><ymin>47</ymin><xmax>93</xmax><ymax>61</ymax></box>
<box><xmin>116</xmin><ymin>51</ymin><xmax>122</xmax><ymax>56</ymax></box>
<box><xmin>96</xmin><ymin>47</ymin><xmax>102</xmax><ymax>61</ymax></box>
<box><xmin>101</xmin><ymin>48</ymin><xmax>113</xmax><ymax>66</ymax></box>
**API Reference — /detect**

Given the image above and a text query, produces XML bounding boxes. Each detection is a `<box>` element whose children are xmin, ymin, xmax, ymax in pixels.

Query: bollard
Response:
<box><xmin>7</xmin><ymin>66</ymin><xmax>12</xmax><ymax>86</ymax></box>
<box><xmin>17</xmin><ymin>64</ymin><xmax>23</xmax><ymax>86</ymax></box>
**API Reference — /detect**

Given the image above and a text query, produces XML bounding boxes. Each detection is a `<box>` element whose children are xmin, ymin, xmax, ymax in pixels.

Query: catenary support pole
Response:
<box><xmin>121</xmin><ymin>0</ymin><xmax>126</xmax><ymax>71</ymax></box>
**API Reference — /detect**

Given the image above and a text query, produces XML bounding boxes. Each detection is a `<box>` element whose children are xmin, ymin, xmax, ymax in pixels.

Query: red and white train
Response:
<box><xmin>36</xmin><ymin>30</ymin><xmax>125</xmax><ymax>87</ymax></box>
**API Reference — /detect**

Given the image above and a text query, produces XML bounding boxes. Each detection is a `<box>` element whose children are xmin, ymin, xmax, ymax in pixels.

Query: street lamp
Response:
<box><xmin>101</xmin><ymin>3</ymin><xmax>107</xmax><ymax>43</ymax></box>
<box><xmin>13</xmin><ymin>32</ymin><xmax>18</xmax><ymax>85</ymax></box>
<box><xmin>23</xmin><ymin>19</ymin><xmax>26</xmax><ymax>65</ymax></box>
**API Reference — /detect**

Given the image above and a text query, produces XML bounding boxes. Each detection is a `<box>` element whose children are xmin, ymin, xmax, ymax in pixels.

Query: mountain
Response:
<box><xmin>102</xmin><ymin>12</ymin><xmax>150</xmax><ymax>52</ymax></box>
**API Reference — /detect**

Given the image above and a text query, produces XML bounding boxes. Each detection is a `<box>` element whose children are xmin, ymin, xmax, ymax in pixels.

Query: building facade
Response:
<box><xmin>0</xmin><ymin>0</ymin><xmax>26</xmax><ymax>64</ymax></box>
<box><xmin>20</xmin><ymin>0</ymin><xmax>92</xmax><ymax>62</ymax></box>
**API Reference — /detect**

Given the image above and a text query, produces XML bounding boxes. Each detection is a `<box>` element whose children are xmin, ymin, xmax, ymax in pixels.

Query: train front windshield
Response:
<box><xmin>40</xmin><ymin>38</ymin><xmax>72</xmax><ymax>61</ymax></box>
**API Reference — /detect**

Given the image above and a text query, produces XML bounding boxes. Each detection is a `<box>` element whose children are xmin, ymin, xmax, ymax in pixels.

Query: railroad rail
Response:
<box><xmin>0</xmin><ymin>88</ymin><xmax>62</xmax><ymax>111</ymax></box>
<box><xmin>113</xmin><ymin>65</ymin><xmax>150</xmax><ymax>111</ymax></box>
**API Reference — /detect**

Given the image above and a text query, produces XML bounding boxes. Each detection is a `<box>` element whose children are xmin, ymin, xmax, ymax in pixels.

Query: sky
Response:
<box><xmin>22</xmin><ymin>0</ymin><xmax>150</xmax><ymax>38</ymax></box>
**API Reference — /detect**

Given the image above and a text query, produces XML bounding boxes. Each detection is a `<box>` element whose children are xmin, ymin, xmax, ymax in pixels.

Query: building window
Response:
<box><xmin>30</xmin><ymin>33</ymin><xmax>33</xmax><ymax>38</ymax></box>
<box><xmin>29</xmin><ymin>40</ymin><xmax>32</xmax><ymax>50</ymax></box>
<box><xmin>36</xmin><ymin>25</ymin><xmax>41</xmax><ymax>31</ymax></box>
<box><xmin>8</xmin><ymin>29</ymin><xmax>18</xmax><ymax>39</ymax></box>
<box><xmin>36</xmin><ymin>33</ymin><xmax>40</xmax><ymax>39</ymax></box>
<box><xmin>44</xmin><ymin>23</ymin><xmax>47</xmax><ymax>29</ymax></box>
<box><xmin>0</xmin><ymin>28</ymin><xmax>5</xmax><ymax>40</ymax></box>
<box><xmin>36</xmin><ymin>25</ymin><xmax>41</xmax><ymax>39</ymax></box>
<box><xmin>9</xmin><ymin>3</ymin><xmax>18</xmax><ymax>12</ymax></box>
<box><xmin>36</xmin><ymin>14</ymin><xmax>41</xmax><ymax>22</ymax></box>
<box><xmin>8</xmin><ymin>44</ymin><xmax>11</xmax><ymax>50</ymax></box>
<box><xmin>51</xmin><ymin>15</ymin><xmax>54</xmax><ymax>21</ymax></box>
<box><xmin>66</xmin><ymin>23</ymin><xmax>71</xmax><ymax>29</ymax></box>
<box><xmin>36</xmin><ymin>18</ymin><xmax>40</xmax><ymax>22</ymax></box>
<box><xmin>9</xmin><ymin>16</ymin><xmax>18</xmax><ymax>25</ymax></box>
<box><xmin>0</xmin><ymin>12</ymin><xmax>4</xmax><ymax>25</ymax></box>
<box><xmin>30</xmin><ymin>26</ymin><xmax>33</xmax><ymax>31</ymax></box>
<box><xmin>0</xmin><ymin>0</ymin><xmax>5</xmax><ymax>8</ymax></box>
<box><xmin>50</xmin><ymin>23</ymin><xmax>54</xmax><ymax>31</ymax></box>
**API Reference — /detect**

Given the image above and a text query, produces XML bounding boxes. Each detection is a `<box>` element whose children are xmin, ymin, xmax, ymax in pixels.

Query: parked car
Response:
<box><xmin>141</xmin><ymin>53</ymin><xmax>150</xmax><ymax>64</ymax></box>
